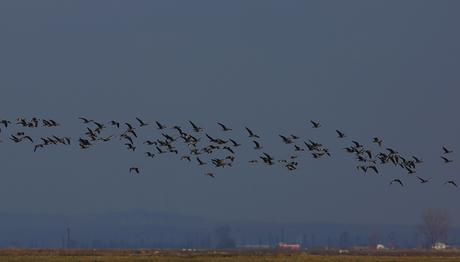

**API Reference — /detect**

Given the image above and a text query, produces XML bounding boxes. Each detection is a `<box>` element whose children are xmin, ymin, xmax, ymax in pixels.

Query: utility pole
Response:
<box><xmin>66</xmin><ymin>227</ymin><xmax>71</xmax><ymax>248</ymax></box>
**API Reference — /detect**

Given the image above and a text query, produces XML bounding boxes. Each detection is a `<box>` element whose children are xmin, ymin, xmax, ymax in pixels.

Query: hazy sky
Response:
<box><xmin>0</xmin><ymin>1</ymin><xmax>459</xmax><ymax>226</ymax></box>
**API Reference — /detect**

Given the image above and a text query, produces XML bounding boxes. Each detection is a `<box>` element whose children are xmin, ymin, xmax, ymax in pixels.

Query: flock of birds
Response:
<box><xmin>0</xmin><ymin>117</ymin><xmax>457</xmax><ymax>188</ymax></box>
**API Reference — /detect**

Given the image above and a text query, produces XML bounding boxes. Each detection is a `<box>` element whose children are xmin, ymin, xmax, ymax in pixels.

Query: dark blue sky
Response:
<box><xmin>0</xmin><ymin>1</ymin><xmax>459</xmax><ymax>225</ymax></box>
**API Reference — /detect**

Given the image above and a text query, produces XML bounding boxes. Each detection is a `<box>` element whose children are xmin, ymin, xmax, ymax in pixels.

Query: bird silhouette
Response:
<box><xmin>34</xmin><ymin>144</ymin><xmax>44</xmax><ymax>152</ymax></box>
<box><xmin>197</xmin><ymin>157</ymin><xmax>207</xmax><ymax>166</ymax></box>
<box><xmin>390</xmin><ymin>179</ymin><xmax>404</xmax><ymax>187</ymax></box>
<box><xmin>416</xmin><ymin>176</ymin><xmax>430</xmax><ymax>184</ymax></box>
<box><xmin>412</xmin><ymin>156</ymin><xmax>423</xmax><ymax>164</ymax></box>
<box><xmin>442</xmin><ymin>146</ymin><xmax>453</xmax><ymax>154</ymax></box>
<box><xmin>205</xmin><ymin>172</ymin><xmax>215</xmax><ymax>178</ymax></box>
<box><xmin>444</xmin><ymin>181</ymin><xmax>458</xmax><ymax>187</ymax></box>
<box><xmin>245</xmin><ymin>127</ymin><xmax>260</xmax><ymax>138</ymax></box>
<box><xmin>129</xmin><ymin>167</ymin><xmax>140</xmax><ymax>174</ymax></box>
<box><xmin>217</xmin><ymin>122</ymin><xmax>232</xmax><ymax>131</ymax></box>
<box><xmin>78</xmin><ymin>117</ymin><xmax>93</xmax><ymax>124</ymax></box>
<box><xmin>145</xmin><ymin>152</ymin><xmax>155</xmax><ymax>158</ymax></box>
<box><xmin>253</xmin><ymin>140</ymin><xmax>262</xmax><ymax>150</ymax></box>
<box><xmin>441</xmin><ymin>156</ymin><xmax>453</xmax><ymax>163</ymax></box>
<box><xmin>109</xmin><ymin>120</ymin><xmax>120</xmax><ymax>128</ymax></box>
<box><xmin>336</xmin><ymin>130</ymin><xmax>346</xmax><ymax>138</ymax></box>
<box><xmin>310</xmin><ymin>120</ymin><xmax>321</xmax><ymax>128</ymax></box>
<box><xmin>189</xmin><ymin>121</ymin><xmax>203</xmax><ymax>132</ymax></box>
<box><xmin>136</xmin><ymin>117</ymin><xmax>148</xmax><ymax>127</ymax></box>
<box><xmin>372</xmin><ymin>137</ymin><xmax>383</xmax><ymax>147</ymax></box>
<box><xmin>0</xmin><ymin>119</ymin><xmax>11</xmax><ymax>128</ymax></box>
<box><xmin>279</xmin><ymin>135</ymin><xmax>293</xmax><ymax>144</ymax></box>
<box><xmin>155</xmin><ymin>121</ymin><xmax>167</xmax><ymax>130</ymax></box>
<box><xmin>229</xmin><ymin>139</ymin><xmax>241</xmax><ymax>147</ymax></box>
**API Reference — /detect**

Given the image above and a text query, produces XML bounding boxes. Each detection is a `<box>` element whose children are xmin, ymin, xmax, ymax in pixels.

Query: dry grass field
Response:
<box><xmin>0</xmin><ymin>249</ymin><xmax>460</xmax><ymax>262</ymax></box>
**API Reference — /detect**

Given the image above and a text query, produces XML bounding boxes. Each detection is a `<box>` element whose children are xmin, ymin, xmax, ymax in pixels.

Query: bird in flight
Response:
<box><xmin>372</xmin><ymin>137</ymin><xmax>383</xmax><ymax>147</ymax></box>
<box><xmin>136</xmin><ymin>117</ymin><xmax>148</xmax><ymax>127</ymax></box>
<box><xmin>34</xmin><ymin>144</ymin><xmax>44</xmax><ymax>152</ymax></box>
<box><xmin>145</xmin><ymin>152</ymin><xmax>155</xmax><ymax>158</ymax></box>
<box><xmin>390</xmin><ymin>179</ymin><xmax>404</xmax><ymax>187</ymax></box>
<box><xmin>253</xmin><ymin>140</ymin><xmax>262</xmax><ymax>150</ymax></box>
<box><xmin>442</xmin><ymin>146</ymin><xmax>453</xmax><ymax>154</ymax></box>
<box><xmin>279</xmin><ymin>135</ymin><xmax>293</xmax><ymax>144</ymax></box>
<box><xmin>0</xmin><ymin>119</ymin><xmax>11</xmax><ymax>128</ymax></box>
<box><xmin>444</xmin><ymin>181</ymin><xmax>458</xmax><ymax>187</ymax></box>
<box><xmin>310</xmin><ymin>120</ymin><xmax>321</xmax><ymax>128</ymax></box>
<box><xmin>78</xmin><ymin>117</ymin><xmax>93</xmax><ymax>124</ymax></box>
<box><xmin>155</xmin><ymin>121</ymin><xmax>167</xmax><ymax>130</ymax></box>
<box><xmin>217</xmin><ymin>122</ymin><xmax>232</xmax><ymax>131</ymax></box>
<box><xmin>229</xmin><ymin>139</ymin><xmax>241</xmax><ymax>147</ymax></box>
<box><xmin>129</xmin><ymin>167</ymin><xmax>140</xmax><ymax>174</ymax></box>
<box><xmin>109</xmin><ymin>120</ymin><xmax>120</xmax><ymax>128</ymax></box>
<box><xmin>336</xmin><ymin>130</ymin><xmax>346</xmax><ymax>138</ymax></box>
<box><xmin>412</xmin><ymin>156</ymin><xmax>423</xmax><ymax>164</ymax></box>
<box><xmin>189</xmin><ymin>121</ymin><xmax>203</xmax><ymax>132</ymax></box>
<box><xmin>416</xmin><ymin>176</ymin><xmax>430</xmax><ymax>184</ymax></box>
<box><xmin>245</xmin><ymin>127</ymin><xmax>260</xmax><ymax>138</ymax></box>
<box><xmin>205</xmin><ymin>172</ymin><xmax>215</xmax><ymax>178</ymax></box>
<box><xmin>197</xmin><ymin>157</ymin><xmax>207</xmax><ymax>166</ymax></box>
<box><xmin>441</xmin><ymin>156</ymin><xmax>453</xmax><ymax>163</ymax></box>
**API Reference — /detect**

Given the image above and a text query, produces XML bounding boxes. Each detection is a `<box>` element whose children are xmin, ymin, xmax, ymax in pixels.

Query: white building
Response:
<box><xmin>432</xmin><ymin>242</ymin><xmax>448</xmax><ymax>250</ymax></box>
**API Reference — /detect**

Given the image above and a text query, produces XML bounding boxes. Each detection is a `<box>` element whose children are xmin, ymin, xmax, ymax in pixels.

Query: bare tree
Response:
<box><xmin>214</xmin><ymin>225</ymin><xmax>236</xmax><ymax>249</ymax></box>
<box><xmin>418</xmin><ymin>208</ymin><xmax>451</xmax><ymax>248</ymax></box>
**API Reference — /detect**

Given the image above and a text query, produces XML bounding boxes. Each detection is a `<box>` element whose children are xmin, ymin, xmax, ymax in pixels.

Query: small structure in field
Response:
<box><xmin>432</xmin><ymin>242</ymin><xmax>448</xmax><ymax>250</ymax></box>
<box><xmin>238</xmin><ymin>244</ymin><xmax>271</xmax><ymax>249</ymax></box>
<box><xmin>277</xmin><ymin>242</ymin><xmax>301</xmax><ymax>251</ymax></box>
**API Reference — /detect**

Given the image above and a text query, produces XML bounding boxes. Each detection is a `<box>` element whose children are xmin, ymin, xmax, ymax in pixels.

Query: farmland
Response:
<box><xmin>1</xmin><ymin>249</ymin><xmax>460</xmax><ymax>262</ymax></box>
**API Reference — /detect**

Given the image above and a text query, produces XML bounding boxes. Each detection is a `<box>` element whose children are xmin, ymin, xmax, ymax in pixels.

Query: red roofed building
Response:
<box><xmin>277</xmin><ymin>242</ymin><xmax>301</xmax><ymax>251</ymax></box>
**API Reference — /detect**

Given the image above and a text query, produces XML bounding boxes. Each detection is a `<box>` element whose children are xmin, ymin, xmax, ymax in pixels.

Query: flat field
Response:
<box><xmin>1</xmin><ymin>249</ymin><xmax>460</xmax><ymax>262</ymax></box>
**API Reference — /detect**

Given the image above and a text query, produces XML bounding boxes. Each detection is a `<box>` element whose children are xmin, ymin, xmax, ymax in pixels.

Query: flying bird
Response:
<box><xmin>33</xmin><ymin>144</ymin><xmax>44</xmax><ymax>152</ymax></box>
<box><xmin>0</xmin><ymin>119</ymin><xmax>11</xmax><ymax>128</ymax></box>
<box><xmin>336</xmin><ymin>130</ymin><xmax>346</xmax><ymax>138</ymax></box>
<box><xmin>155</xmin><ymin>121</ymin><xmax>167</xmax><ymax>130</ymax></box>
<box><xmin>223</xmin><ymin>146</ymin><xmax>235</xmax><ymax>154</ymax></box>
<box><xmin>229</xmin><ymin>139</ymin><xmax>241</xmax><ymax>147</ymax></box>
<box><xmin>310</xmin><ymin>121</ymin><xmax>321</xmax><ymax>128</ymax></box>
<box><xmin>217</xmin><ymin>122</ymin><xmax>232</xmax><ymax>131</ymax></box>
<box><xmin>205</xmin><ymin>172</ymin><xmax>215</xmax><ymax>178</ymax></box>
<box><xmin>129</xmin><ymin>167</ymin><xmax>140</xmax><ymax>174</ymax></box>
<box><xmin>125</xmin><ymin>122</ymin><xmax>134</xmax><ymax>131</ymax></box>
<box><xmin>109</xmin><ymin>120</ymin><xmax>120</xmax><ymax>128</ymax></box>
<box><xmin>279</xmin><ymin>135</ymin><xmax>293</xmax><ymax>144</ymax></box>
<box><xmin>390</xmin><ymin>179</ymin><xmax>404</xmax><ymax>187</ymax></box>
<box><xmin>189</xmin><ymin>121</ymin><xmax>203</xmax><ymax>132</ymax></box>
<box><xmin>416</xmin><ymin>176</ymin><xmax>430</xmax><ymax>184</ymax></box>
<box><xmin>372</xmin><ymin>137</ymin><xmax>383</xmax><ymax>147</ymax></box>
<box><xmin>253</xmin><ymin>140</ymin><xmax>262</xmax><ymax>150</ymax></box>
<box><xmin>78</xmin><ymin>117</ymin><xmax>93</xmax><ymax>124</ymax></box>
<box><xmin>444</xmin><ymin>180</ymin><xmax>458</xmax><ymax>187</ymax></box>
<box><xmin>442</xmin><ymin>146</ymin><xmax>453</xmax><ymax>154</ymax></box>
<box><xmin>136</xmin><ymin>117</ymin><xmax>148</xmax><ymax>127</ymax></box>
<box><xmin>197</xmin><ymin>157</ymin><xmax>207</xmax><ymax>166</ymax></box>
<box><xmin>245</xmin><ymin>127</ymin><xmax>260</xmax><ymax>138</ymax></box>
<box><xmin>441</xmin><ymin>156</ymin><xmax>453</xmax><ymax>163</ymax></box>
<box><xmin>368</xmin><ymin>165</ymin><xmax>379</xmax><ymax>174</ymax></box>
<box><xmin>145</xmin><ymin>152</ymin><xmax>155</xmax><ymax>158</ymax></box>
